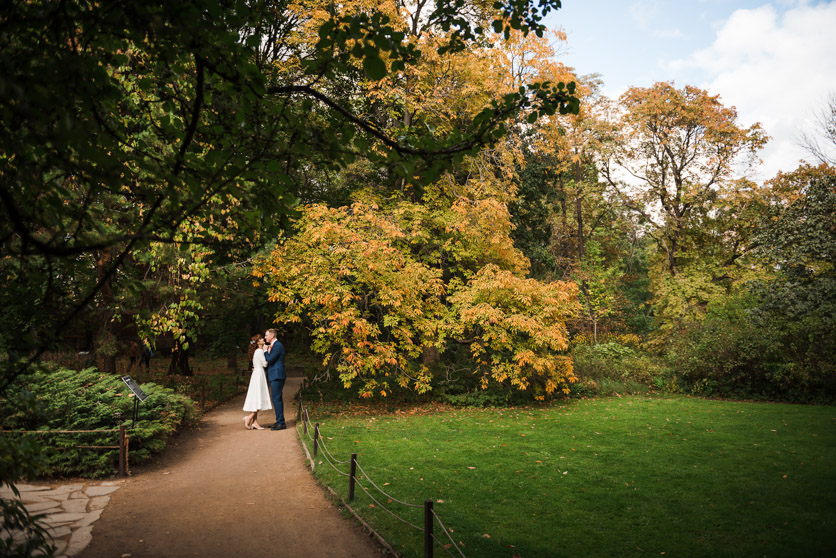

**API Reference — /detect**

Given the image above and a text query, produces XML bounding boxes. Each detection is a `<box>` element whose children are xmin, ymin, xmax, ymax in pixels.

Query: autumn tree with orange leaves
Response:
<box><xmin>255</xmin><ymin>199</ymin><xmax>579</xmax><ymax>399</ymax></box>
<box><xmin>254</xmin><ymin>9</ymin><xmax>582</xmax><ymax>398</ymax></box>
<box><xmin>601</xmin><ymin>82</ymin><xmax>768</xmax><ymax>278</ymax></box>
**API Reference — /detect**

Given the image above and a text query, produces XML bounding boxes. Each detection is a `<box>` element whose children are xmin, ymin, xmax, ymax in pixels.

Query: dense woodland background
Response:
<box><xmin>1</xmin><ymin>1</ymin><xmax>834</xmax><ymax>553</ymax></box>
<box><xmin>2</xmin><ymin>0</ymin><xmax>834</xmax><ymax>404</ymax></box>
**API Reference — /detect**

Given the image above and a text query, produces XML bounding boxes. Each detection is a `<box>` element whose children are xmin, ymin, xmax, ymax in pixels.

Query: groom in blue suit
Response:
<box><xmin>263</xmin><ymin>328</ymin><xmax>287</xmax><ymax>430</ymax></box>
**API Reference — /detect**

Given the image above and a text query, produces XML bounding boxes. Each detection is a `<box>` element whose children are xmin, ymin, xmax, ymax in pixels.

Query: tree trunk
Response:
<box><xmin>95</xmin><ymin>248</ymin><xmax>117</xmax><ymax>375</ymax></box>
<box><xmin>227</xmin><ymin>348</ymin><xmax>238</xmax><ymax>372</ymax></box>
<box><xmin>558</xmin><ymin>176</ymin><xmax>569</xmax><ymax>259</ymax></box>
<box><xmin>576</xmin><ymin>197</ymin><xmax>585</xmax><ymax>262</ymax></box>
<box><xmin>575</xmin><ymin>161</ymin><xmax>585</xmax><ymax>263</ymax></box>
<box><xmin>168</xmin><ymin>340</ymin><xmax>193</xmax><ymax>376</ymax></box>
<box><xmin>422</xmin><ymin>344</ymin><xmax>440</xmax><ymax>365</ymax></box>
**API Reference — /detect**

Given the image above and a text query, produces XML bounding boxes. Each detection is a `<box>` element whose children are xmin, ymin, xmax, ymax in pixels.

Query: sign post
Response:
<box><xmin>121</xmin><ymin>375</ymin><xmax>149</xmax><ymax>429</ymax></box>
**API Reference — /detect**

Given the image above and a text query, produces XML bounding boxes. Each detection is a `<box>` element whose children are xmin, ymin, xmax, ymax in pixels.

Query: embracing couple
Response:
<box><xmin>242</xmin><ymin>328</ymin><xmax>287</xmax><ymax>431</ymax></box>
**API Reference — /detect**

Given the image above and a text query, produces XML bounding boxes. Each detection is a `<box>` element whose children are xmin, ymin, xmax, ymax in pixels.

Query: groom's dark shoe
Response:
<box><xmin>271</xmin><ymin>423</ymin><xmax>287</xmax><ymax>431</ymax></box>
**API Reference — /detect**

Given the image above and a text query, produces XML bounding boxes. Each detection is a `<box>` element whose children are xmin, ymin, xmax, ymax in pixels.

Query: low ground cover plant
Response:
<box><xmin>1</xmin><ymin>365</ymin><xmax>200</xmax><ymax>477</ymax></box>
<box><xmin>301</xmin><ymin>396</ymin><xmax>835</xmax><ymax>557</ymax></box>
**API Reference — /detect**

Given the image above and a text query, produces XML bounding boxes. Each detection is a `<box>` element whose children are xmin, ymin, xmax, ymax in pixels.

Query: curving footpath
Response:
<box><xmin>74</xmin><ymin>376</ymin><xmax>384</xmax><ymax>558</ymax></box>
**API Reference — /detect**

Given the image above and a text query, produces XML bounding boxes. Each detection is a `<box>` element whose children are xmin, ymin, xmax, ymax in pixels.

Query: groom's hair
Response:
<box><xmin>266</xmin><ymin>328</ymin><xmax>278</xmax><ymax>337</ymax></box>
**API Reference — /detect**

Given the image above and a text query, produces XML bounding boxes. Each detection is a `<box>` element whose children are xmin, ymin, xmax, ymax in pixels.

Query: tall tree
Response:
<box><xmin>601</xmin><ymin>82</ymin><xmax>767</xmax><ymax>277</ymax></box>
<box><xmin>799</xmin><ymin>92</ymin><xmax>836</xmax><ymax>167</ymax></box>
<box><xmin>257</xmin><ymin>199</ymin><xmax>580</xmax><ymax>398</ymax></box>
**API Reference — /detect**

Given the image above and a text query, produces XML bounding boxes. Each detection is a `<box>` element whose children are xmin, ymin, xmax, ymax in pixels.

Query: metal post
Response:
<box><xmin>118</xmin><ymin>425</ymin><xmax>127</xmax><ymax>477</ymax></box>
<box><xmin>303</xmin><ymin>407</ymin><xmax>308</xmax><ymax>434</ymax></box>
<box><xmin>313</xmin><ymin>422</ymin><xmax>320</xmax><ymax>457</ymax></box>
<box><xmin>424</xmin><ymin>499</ymin><xmax>433</xmax><ymax>558</ymax></box>
<box><xmin>349</xmin><ymin>453</ymin><xmax>357</xmax><ymax>501</ymax></box>
<box><xmin>131</xmin><ymin>397</ymin><xmax>139</xmax><ymax>429</ymax></box>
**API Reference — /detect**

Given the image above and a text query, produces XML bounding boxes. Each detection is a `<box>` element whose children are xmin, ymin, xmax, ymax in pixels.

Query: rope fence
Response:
<box><xmin>295</xmin><ymin>397</ymin><xmax>466</xmax><ymax>558</ymax></box>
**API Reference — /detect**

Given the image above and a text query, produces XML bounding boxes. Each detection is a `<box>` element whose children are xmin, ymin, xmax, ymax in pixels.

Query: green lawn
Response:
<box><xmin>299</xmin><ymin>396</ymin><xmax>836</xmax><ymax>558</ymax></box>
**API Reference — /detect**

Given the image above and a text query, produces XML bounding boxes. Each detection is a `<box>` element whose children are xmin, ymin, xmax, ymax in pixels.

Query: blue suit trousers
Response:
<box><xmin>270</xmin><ymin>378</ymin><xmax>286</xmax><ymax>426</ymax></box>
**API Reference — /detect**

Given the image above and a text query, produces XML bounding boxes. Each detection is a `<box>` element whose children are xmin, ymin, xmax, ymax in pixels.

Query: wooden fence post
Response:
<box><xmin>313</xmin><ymin>422</ymin><xmax>320</xmax><ymax>458</ymax></box>
<box><xmin>349</xmin><ymin>453</ymin><xmax>357</xmax><ymax>501</ymax></box>
<box><xmin>303</xmin><ymin>407</ymin><xmax>308</xmax><ymax>434</ymax></box>
<box><xmin>424</xmin><ymin>499</ymin><xmax>433</xmax><ymax>558</ymax></box>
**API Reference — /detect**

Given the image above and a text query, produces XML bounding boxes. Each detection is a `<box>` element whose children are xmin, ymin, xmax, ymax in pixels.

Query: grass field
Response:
<box><xmin>299</xmin><ymin>396</ymin><xmax>836</xmax><ymax>558</ymax></box>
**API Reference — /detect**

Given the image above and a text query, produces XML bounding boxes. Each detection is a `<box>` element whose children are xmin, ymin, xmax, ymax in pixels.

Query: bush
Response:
<box><xmin>666</xmin><ymin>293</ymin><xmax>836</xmax><ymax>402</ymax></box>
<box><xmin>0</xmin><ymin>365</ymin><xmax>200</xmax><ymax>478</ymax></box>
<box><xmin>571</xmin><ymin>342</ymin><xmax>664</xmax><ymax>395</ymax></box>
<box><xmin>298</xmin><ymin>354</ymin><xmax>547</xmax><ymax>409</ymax></box>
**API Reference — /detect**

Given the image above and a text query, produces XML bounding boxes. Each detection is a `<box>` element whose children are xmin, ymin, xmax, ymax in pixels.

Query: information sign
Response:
<box><xmin>121</xmin><ymin>375</ymin><xmax>149</xmax><ymax>402</ymax></box>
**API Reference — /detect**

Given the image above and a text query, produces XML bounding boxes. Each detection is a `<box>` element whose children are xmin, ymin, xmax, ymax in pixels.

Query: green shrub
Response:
<box><xmin>299</xmin><ymin>357</ymin><xmax>541</xmax><ymax>408</ymax></box>
<box><xmin>666</xmin><ymin>293</ymin><xmax>836</xmax><ymax>402</ymax></box>
<box><xmin>571</xmin><ymin>342</ymin><xmax>664</xmax><ymax>395</ymax></box>
<box><xmin>0</xmin><ymin>365</ymin><xmax>200</xmax><ymax>477</ymax></box>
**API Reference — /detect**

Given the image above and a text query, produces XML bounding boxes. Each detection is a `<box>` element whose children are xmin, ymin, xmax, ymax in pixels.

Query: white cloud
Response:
<box><xmin>670</xmin><ymin>2</ymin><xmax>836</xmax><ymax>180</ymax></box>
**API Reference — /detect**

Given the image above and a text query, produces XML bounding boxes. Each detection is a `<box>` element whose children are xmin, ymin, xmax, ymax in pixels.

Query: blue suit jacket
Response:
<box><xmin>264</xmin><ymin>340</ymin><xmax>286</xmax><ymax>381</ymax></box>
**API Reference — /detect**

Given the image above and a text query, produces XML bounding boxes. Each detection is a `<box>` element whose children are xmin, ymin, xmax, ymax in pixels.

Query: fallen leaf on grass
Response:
<box><xmin>481</xmin><ymin>534</ymin><xmax>491</xmax><ymax>538</ymax></box>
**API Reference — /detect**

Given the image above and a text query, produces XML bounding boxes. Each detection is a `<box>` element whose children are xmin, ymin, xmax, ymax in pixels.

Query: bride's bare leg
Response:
<box><xmin>251</xmin><ymin>411</ymin><xmax>265</xmax><ymax>430</ymax></box>
<box><xmin>242</xmin><ymin>412</ymin><xmax>255</xmax><ymax>429</ymax></box>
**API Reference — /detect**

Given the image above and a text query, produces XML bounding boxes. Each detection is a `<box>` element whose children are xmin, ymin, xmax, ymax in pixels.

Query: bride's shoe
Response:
<box><xmin>242</xmin><ymin>416</ymin><xmax>253</xmax><ymax>430</ymax></box>
<box><xmin>252</xmin><ymin>421</ymin><xmax>265</xmax><ymax>430</ymax></box>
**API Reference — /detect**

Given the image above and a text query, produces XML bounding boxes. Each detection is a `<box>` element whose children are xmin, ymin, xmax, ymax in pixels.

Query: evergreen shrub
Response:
<box><xmin>0</xmin><ymin>365</ymin><xmax>200</xmax><ymax>477</ymax></box>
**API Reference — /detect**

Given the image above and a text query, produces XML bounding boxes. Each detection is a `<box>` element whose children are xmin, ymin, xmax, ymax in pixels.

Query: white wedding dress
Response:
<box><xmin>243</xmin><ymin>348</ymin><xmax>272</xmax><ymax>412</ymax></box>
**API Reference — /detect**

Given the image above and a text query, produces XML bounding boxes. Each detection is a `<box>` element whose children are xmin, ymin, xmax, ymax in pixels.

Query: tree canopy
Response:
<box><xmin>0</xmin><ymin>0</ymin><xmax>580</xmax><ymax>388</ymax></box>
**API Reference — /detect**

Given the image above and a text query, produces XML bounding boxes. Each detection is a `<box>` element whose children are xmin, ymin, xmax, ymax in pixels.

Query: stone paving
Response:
<box><xmin>1</xmin><ymin>481</ymin><xmax>124</xmax><ymax>557</ymax></box>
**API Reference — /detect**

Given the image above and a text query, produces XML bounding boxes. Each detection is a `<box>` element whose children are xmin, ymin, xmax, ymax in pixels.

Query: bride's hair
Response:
<box><xmin>248</xmin><ymin>333</ymin><xmax>262</xmax><ymax>363</ymax></box>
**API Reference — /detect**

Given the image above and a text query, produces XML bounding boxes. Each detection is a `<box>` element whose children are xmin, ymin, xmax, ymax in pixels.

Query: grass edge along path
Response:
<box><xmin>298</xmin><ymin>395</ymin><xmax>836</xmax><ymax>558</ymax></box>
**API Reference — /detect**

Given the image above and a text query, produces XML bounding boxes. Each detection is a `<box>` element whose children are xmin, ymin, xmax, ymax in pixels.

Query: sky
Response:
<box><xmin>544</xmin><ymin>0</ymin><xmax>836</xmax><ymax>181</ymax></box>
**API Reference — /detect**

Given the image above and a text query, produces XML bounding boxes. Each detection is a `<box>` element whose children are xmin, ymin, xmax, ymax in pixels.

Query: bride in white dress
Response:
<box><xmin>243</xmin><ymin>337</ymin><xmax>272</xmax><ymax>430</ymax></box>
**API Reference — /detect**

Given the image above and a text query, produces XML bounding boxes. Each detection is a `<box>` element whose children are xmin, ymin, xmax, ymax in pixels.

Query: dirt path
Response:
<box><xmin>79</xmin><ymin>377</ymin><xmax>385</xmax><ymax>558</ymax></box>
